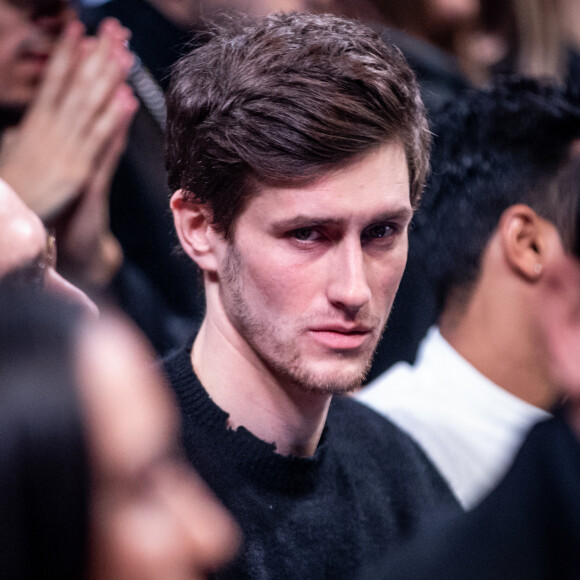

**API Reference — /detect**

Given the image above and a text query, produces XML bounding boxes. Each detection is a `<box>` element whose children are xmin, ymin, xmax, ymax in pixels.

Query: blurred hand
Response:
<box><xmin>55</xmin><ymin>82</ymin><xmax>137</xmax><ymax>290</ymax></box>
<box><xmin>0</xmin><ymin>17</ymin><xmax>136</xmax><ymax>221</ymax></box>
<box><xmin>0</xmin><ymin>16</ymin><xmax>138</xmax><ymax>290</ymax></box>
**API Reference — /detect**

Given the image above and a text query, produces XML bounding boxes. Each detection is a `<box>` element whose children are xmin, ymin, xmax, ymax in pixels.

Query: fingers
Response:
<box><xmin>32</xmin><ymin>19</ymin><xmax>85</xmax><ymax>110</ymax></box>
<box><xmin>0</xmin><ymin>16</ymin><xmax>137</xmax><ymax>225</ymax></box>
<box><xmin>83</xmin><ymin>84</ymin><xmax>139</xmax><ymax>191</ymax></box>
<box><xmin>61</xmin><ymin>18</ymin><xmax>135</xmax><ymax>138</ymax></box>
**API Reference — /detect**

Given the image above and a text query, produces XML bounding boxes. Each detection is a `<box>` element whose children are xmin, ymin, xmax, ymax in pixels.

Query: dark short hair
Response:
<box><xmin>0</xmin><ymin>289</ymin><xmax>89</xmax><ymax>578</ymax></box>
<box><xmin>414</xmin><ymin>77</ymin><xmax>580</xmax><ymax>310</ymax></box>
<box><xmin>166</xmin><ymin>11</ymin><xmax>430</xmax><ymax>238</ymax></box>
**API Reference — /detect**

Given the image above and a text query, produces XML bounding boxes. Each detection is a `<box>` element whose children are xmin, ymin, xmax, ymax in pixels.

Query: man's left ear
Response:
<box><xmin>499</xmin><ymin>204</ymin><xmax>551</xmax><ymax>282</ymax></box>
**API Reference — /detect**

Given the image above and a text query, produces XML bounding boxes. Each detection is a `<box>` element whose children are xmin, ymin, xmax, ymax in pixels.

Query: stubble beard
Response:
<box><xmin>223</xmin><ymin>244</ymin><xmax>383</xmax><ymax>396</ymax></box>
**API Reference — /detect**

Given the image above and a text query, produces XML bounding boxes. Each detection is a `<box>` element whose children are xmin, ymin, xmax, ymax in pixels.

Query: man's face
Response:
<box><xmin>0</xmin><ymin>0</ymin><xmax>75</xmax><ymax>107</ymax></box>
<box><xmin>0</xmin><ymin>181</ymin><xmax>96</xmax><ymax>313</ymax></box>
<box><xmin>216</xmin><ymin>142</ymin><xmax>412</xmax><ymax>394</ymax></box>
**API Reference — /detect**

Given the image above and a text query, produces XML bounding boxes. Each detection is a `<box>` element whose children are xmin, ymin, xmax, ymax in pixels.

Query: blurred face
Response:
<box><xmin>539</xmin><ymin>249</ymin><xmax>580</xmax><ymax>405</ymax></box>
<box><xmin>423</xmin><ymin>0</ymin><xmax>480</xmax><ymax>31</ymax></box>
<box><xmin>79</xmin><ymin>318</ymin><xmax>239</xmax><ymax>580</ymax></box>
<box><xmin>203</xmin><ymin>0</ymin><xmax>309</xmax><ymax>16</ymax></box>
<box><xmin>146</xmin><ymin>0</ymin><xmax>200</xmax><ymax>28</ymax></box>
<box><xmin>0</xmin><ymin>0</ymin><xmax>75</xmax><ymax>107</ymax></box>
<box><xmin>0</xmin><ymin>180</ymin><xmax>96</xmax><ymax>313</ymax></box>
<box><xmin>216</xmin><ymin>142</ymin><xmax>411</xmax><ymax>393</ymax></box>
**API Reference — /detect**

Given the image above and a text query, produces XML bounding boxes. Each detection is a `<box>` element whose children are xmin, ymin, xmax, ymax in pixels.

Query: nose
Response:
<box><xmin>326</xmin><ymin>239</ymin><xmax>371</xmax><ymax>315</ymax></box>
<box><xmin>44</xmin><ymin>267</ymin><xmax>99</xmax><ymax>318</ymax></box>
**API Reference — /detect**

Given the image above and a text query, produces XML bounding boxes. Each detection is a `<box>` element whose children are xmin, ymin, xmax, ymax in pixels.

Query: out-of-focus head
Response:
<box><xmin>0</xmin><ymin>290</ymin><xmax>239</xmax><ymax>579</ymax></box>
<box><xmin>80</xmin><ymin>315</ymin><xmax>240</xmax><ymax>580</ymax></box>
<box><xmin>472</xmin><ymin>0</ymin><xmax>564</xmax><ymax>81</ymax></box>
<box><xmin>537</xmin><ymin>186</ymin><xmax>580</xmax><ymax>427</ymax></box>
<box><xmin>144</xmin><ymin>0</ymin><xmax>201</xmax><ymax>28</ymax></box>
<box><xmin>202</xmin><ymin>0</ymin><xmax>310</xmax><ymax>17</ymax></box>
<box><xmin>0</xmin><ymin>0</ymin><xmax>76</xmax><ymax>107</ymax></box>
<box><xmin>414</xmin><ymin>77</ymin><xmax>580</xmax><ymax>312</ymax></box>
<box><xmin>166</xmin><ymin>11</ymin><xmax>430</xmax><ymax>238</ymax></box>
<box><xmin>0</xmin><ymin>179</ymin><xmax>97</xmax><ymax>314</ymax></box>
<box><xmin>369</xmin><ymin>0</ymin><xmax>480</xmax><ymax>46</ymax></box>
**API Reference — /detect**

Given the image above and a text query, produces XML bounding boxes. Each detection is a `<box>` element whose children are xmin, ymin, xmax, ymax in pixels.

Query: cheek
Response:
<box><xmin>242</xmin><ymin>254</ymin><xmax>319</xmax><ymax>314</ymax></box>
<box><xmin>369</xmin><ymin>251</ymin><xmax>408</xmax><ymax>304</ymax></box>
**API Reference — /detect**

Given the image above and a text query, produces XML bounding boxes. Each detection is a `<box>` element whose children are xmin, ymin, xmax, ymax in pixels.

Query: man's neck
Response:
<box><xmin>191</xmin><ymin>314</ymin><xmax>332</xmax><ymax>458</ymax></box>
<box><xmin>439</xmin><ymin>281</ymin><xmax>556</xmax><ymax>411</ymax></box>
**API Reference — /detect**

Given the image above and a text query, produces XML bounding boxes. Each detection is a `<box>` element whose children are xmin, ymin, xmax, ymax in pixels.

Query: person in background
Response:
<box><xmin>358</xmin><ymin>78</ymin><xmax>580</xmax><ymax>508</ymax></box>
<box><xmin>310</xmin><ymin>0</ymin><xmax>480</xmax><ymax>114</ymax></box>
<box><xmin>0</xmin><ymin>289</ymin><xmax>240</xmax><ymax>579</ymax></box>
<box><xmin>358</xmin><ymin>164</ymin><xmax>580</xmax><ymax>580</ymax></box>
<box><xmin>164</xmin><ymin>12</ymin><xmax>461</xmax><ymax>580</ymax></box>
<box><xmin>458</xmin><ymin>0</ymin><xmax>565</xmax><ymax>85</ymax></box>
<box><xmin>0</xmin><ymin>0</ymin><xmax>137</xmax><ymax>296</ymax></box>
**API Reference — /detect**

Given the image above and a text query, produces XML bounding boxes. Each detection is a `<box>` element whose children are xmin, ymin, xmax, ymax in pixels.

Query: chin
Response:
<box><xmin>281</xmin><ymin>356</ymin><xmax>372</xmax><ymax>395</ymax></box>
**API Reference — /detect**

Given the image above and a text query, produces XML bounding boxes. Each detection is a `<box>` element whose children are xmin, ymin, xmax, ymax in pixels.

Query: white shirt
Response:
<box><xmin>358</xmin><ymin>326</ymin><xmax>550</xmax><ymax>509</ymax></box>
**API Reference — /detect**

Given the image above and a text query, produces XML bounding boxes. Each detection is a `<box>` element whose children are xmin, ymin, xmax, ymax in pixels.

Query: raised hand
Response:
<box><xmin>0</xmin><ymin>16</ymin><xmax>136</xmax><ymax>221</ymax></box>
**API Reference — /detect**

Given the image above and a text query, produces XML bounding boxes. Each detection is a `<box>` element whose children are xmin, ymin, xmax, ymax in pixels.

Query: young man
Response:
<box><xmin>165</xmin><ymin>12</ymin><xmax>460</xmax><ymax>579</ymax></box>
<box><xmin>358</xmin><ymin>79</ymin><xmax>580</xmax><ymax>508</ymax></box>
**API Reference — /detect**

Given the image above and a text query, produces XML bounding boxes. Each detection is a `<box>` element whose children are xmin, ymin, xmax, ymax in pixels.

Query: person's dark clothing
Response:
<box><xmin>111</xmin><ymin>261</ymin><xmax>195</xmax><ymax>355</ymax></box>
<box><xmin>359</xmin><ymin>415</ymin><xmax>580</xmax><ymax>579</ymax></box>
<box><xmin>162</xmin><ymin>342</ymin><xmax>462</xmax><ymax>580</ymax></box>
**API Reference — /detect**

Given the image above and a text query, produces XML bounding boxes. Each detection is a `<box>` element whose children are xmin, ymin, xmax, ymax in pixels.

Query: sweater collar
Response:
<box><xmin>163</xmin><ymin>342</ymin><xmax>330</xmax><ymax>491</ymax></box>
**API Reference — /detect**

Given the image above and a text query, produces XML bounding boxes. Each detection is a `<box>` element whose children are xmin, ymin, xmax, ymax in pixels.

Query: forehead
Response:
<box><xmin>238</xmin><ymin>142</ymin><xmax>411</xmax><ymax>228</ymax></box>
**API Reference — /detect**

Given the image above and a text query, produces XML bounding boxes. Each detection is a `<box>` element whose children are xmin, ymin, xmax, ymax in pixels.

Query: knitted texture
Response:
<box><xmin>163</xmin><ymin>344</ymin><xmax>461</xmax><ymax>579</ymax></box>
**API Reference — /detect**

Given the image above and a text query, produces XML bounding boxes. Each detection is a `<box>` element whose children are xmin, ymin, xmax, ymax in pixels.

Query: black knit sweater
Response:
<box><xmin>163</xmin><ymin>343</ymin><xmax>461</xmax><ymax>579</ymax></box>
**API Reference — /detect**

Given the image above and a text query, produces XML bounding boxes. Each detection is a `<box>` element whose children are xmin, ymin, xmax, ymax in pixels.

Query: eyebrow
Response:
<box><xmin>272</xmin><ymin>208</ymin><xmax>414</xmax><ymax>231</ymax></box>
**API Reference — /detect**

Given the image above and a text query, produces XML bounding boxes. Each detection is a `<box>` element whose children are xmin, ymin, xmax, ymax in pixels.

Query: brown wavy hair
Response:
<box><xmin>166</xmin><ymin>11</ymin><xmax>430</xmax><ymax>238</ymax></box>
